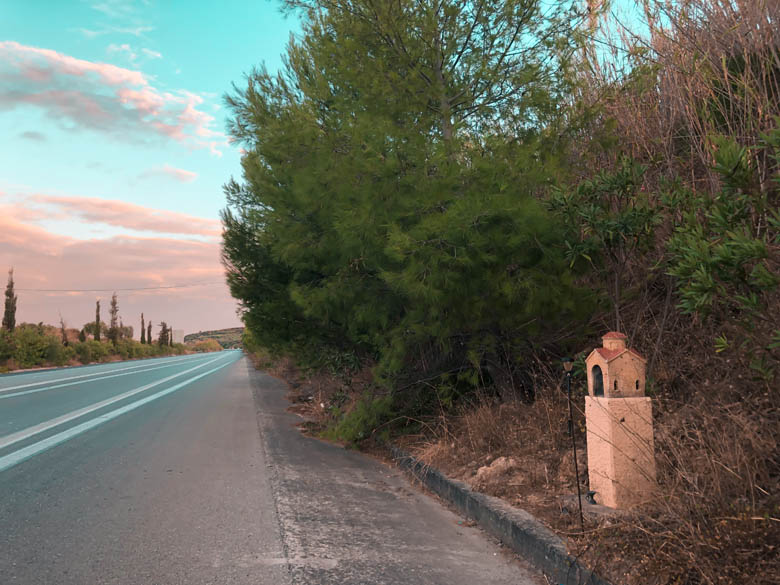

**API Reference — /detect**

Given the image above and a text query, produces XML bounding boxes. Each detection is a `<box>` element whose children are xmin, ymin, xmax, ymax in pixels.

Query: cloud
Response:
<box><xmin>0</xmin><ymin>41</ymin><xmax>224</xmax><ymax>155</ymax></box>
<box><xmin>77</xmin><ymin>25</ymin><xmax>154</xmax><ymax>38</ymax></box>
<box><xmin>107</xmin><ymin>43</ymin><xmax>137</xmax><ymax>61</ymax></box>
<box><xmin>32</xmin><ymin>195</ymin><xmax>219</xmax><ymax>237</ymax></box>
<box><xmin>141</xmin><ymin>48</ymin><xmax>162</xmax><ymax>59</ymax></box>
<box><xmin>138</xmin><ymin>163</ymin><xmax>198</xmax><ymax>183</ymax></box>
<box><xmin>107</xmin><ymin>44</ymin><xmax>162</xmax><ymax>62</ymax></box>
<box><xmin>0</xmin><ymin>206</ymin><xmax>240</xmax><ymax>333</ymax></box>
<box><xmin>91</xmin><ymin>0</ymin><xmax>135</xmax><ymax>19</ymax></box>
<box><xmin>19</xmin><ymin>130</ymin><xmax>46</xmax><ymax>141</ymax></box>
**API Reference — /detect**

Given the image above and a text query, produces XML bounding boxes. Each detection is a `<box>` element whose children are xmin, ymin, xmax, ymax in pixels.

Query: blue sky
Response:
<box><xmin>0</xmin><ymin>0</ymin><xmax>300</xmax><ymax>333</ymax></box>
<box><xmin>1</xmin><ymin>0</ymin><xmax>298</xmax><ymax>222</ymax></box>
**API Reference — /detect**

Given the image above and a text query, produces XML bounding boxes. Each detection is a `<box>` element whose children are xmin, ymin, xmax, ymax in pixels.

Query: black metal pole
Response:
<box><xmin>567</xmin><ymin>370</ymin><xmax>584</xmax><ymax>532</ymax></box>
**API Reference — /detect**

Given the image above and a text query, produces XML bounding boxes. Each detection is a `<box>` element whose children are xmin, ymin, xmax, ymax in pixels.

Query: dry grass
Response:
<box><xmin>404</xmin><ymin>370</ymin><xmax>779</xmax><ymax>585</ymax></box>
<box><xmin>580</xmin><ymin>0</ymin><xmax>780</xmax><ymax>193</ymax></box>
<box><xmin>580</xmin><ymin>391</ymin><xmax>779</xmax><ymax>585</ymax></box>
<box><xmin>406</xmin><ymin>385</ymin><xmax>586</xmax><ymax>531</ymax></box>
<box><xmin>248</xmin><ymin>351</ymin><xmax>376</xmax><ymax>435</ymax></box>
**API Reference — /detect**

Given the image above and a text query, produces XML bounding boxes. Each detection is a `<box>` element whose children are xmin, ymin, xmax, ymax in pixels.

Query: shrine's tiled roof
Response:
<box><xmin>603</xmin><ymin>331</ymin><xmax>627</xmax><ymax>339</ymax></box>
<box><xmin>591</xmin><ymin>347</ymin><xmax>646</xmax><ymax>363</ymax></box>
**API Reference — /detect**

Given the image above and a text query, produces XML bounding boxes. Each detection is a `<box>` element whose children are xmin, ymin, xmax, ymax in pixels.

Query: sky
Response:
<box><xmin>0</xmin><ymin>0</ymin><xmax>300</xmax><ymax>337</ymax></box>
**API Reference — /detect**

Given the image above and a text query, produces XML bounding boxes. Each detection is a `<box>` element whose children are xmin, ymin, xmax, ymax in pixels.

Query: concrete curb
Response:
<box><xmin>389</xmin><ymin>446</ymin><xmax>614</xmax><ymax>585</ymax></box>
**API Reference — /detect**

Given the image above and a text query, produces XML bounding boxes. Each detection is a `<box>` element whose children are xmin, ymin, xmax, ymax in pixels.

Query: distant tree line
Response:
<box><xmin>0</xmin><ymin>271</ymin><xmax>218</xmax><ymax>372</ymax></box>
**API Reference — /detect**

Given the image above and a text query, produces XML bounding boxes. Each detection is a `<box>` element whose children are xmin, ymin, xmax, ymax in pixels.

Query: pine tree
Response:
<box><xmin>140</xmin><ymin>313</ymin><xmax>146</xmax><ymax>344</ymax></box>
<box><xmin>3</xmin><ymin>268</ymin><xmax>17</xmax><ymax>332</ymax></box>
<box><xmin>222</xmin><ymin>0</ymin><xmax>581</xmax><ymax>384</ymax></box>
<box><xmin>108</xmin><ymin>293</ymin><xmax>119</xmax><ymax>345</ymax></box>
<box><xmin>94</xmin><ymin>300</ymin><xmax>101</xmax><ymax>342</ymax></box>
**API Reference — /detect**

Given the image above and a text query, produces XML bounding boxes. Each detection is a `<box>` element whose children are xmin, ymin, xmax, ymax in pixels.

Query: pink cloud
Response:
<box><xmin>138</xmin><ymin>163</ymin><xmax>198</xmax><ymax>183</ymax></box>
<box><xmin>0</xmin><ymin>206</ymin><xmax>240</xmax><ymax>334</ymax></box>
<box><xmin>0</xmin><ymin>41</ymin><xmax>224</xmax><ymax>154</ymax></box>
<box><xmin>3</xmin><ymin>41</ymin><xmax>145</xmax><ymax>85</ymax></box>
<box><xmin>32</xmin><ymin>195</ymin><xmax>219</xmax><ymax>236</ymax></box>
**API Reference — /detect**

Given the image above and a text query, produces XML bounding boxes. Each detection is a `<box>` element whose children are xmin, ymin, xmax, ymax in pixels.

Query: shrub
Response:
<box><xmin>13</xmin><ymin>326</ymin><xmax>51</xmax><ymax>368</ymax></box>
<box><xmin>324</xmin><ymin>393</ymin><xmax>395</xmax><ymax>445</ymax></box>
<box><xmin>0</xmin><ymin>329</ymin><xmax>14</xmax><ymax>362</ymax></box>
<box><xmin>44</xmin><ymin>337</ymin><xmax>73</xmax><ymax>366</ymax></box>
<box><xmin>191</xmin><ymin>339</ymin><xmax>222</xmax><ymax>353</ymax></box>
<box><xmin>74</xmin><ymin>340</ymin><xmax>109</xmax><ymax>364</ymax></box>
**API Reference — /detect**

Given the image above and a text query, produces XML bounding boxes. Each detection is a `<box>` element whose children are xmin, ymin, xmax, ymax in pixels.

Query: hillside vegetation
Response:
<box><xmin>224</xmin><ymin>2</ymin><xmax>779</xmax><ymax>584</ymax></box>
<box><xmin>184</xmin><ymin>327</ymin><xmax>243</xmax><ymax>349</ymax></box>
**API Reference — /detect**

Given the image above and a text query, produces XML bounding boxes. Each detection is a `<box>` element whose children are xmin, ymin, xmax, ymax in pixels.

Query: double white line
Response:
<box><xmin>0</xmin><ymin>353</ymin><xmax>239</xmax><ymax>473</ymax></box>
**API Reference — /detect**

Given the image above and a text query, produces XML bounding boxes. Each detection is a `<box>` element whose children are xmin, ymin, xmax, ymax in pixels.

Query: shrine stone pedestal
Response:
<box><xmin>585</xmin><ymin>332</ymin><xmax>656</xmax><ymax>509</ymax></box>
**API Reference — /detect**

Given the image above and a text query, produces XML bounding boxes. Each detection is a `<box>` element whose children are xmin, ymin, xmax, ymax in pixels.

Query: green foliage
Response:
<box><xmin>2</xmin><ymin>268</ymin><xmax>17</xmax><ymax>332</ymax></box>
<box><xmin>184</xmin><ymin>327</ymin><xmax>243</xmax><ymax>349</ymax></box>
<box><xmin>157</xmin><ymin>321</ymin><xmax>169</xmax><ymax>346</ymax></box>
<box><xmin>547</xmin><ymin>157</ymin><xmax>660</xmax><ymax>328</ymax></box>
<box><xmin>13</xmin><ymin>325</ymin><xmax>53</xmax><ymax>368</ymax></box>
<box><xmin>113</xmin><ymin>339</ymin><xmax>135</xmax><ymax>360</ymax></box>
<box><xmin>0</xmin><ymin>321</ymin><xmax>194</xmax><ymax>370</ymax></box>
<box><xmin>82</xmin><ymin>320</ymin><xmax>107</xmax><ymax>339</ymax></box>
<box><xmin>223</xmin><ymin>0</ymin><xmax>584</xmax><ymax>404</ymax></box>
<box><xmin>94</xmin><ymin>300</ymin><xmax>101</xmax><ymax>342</ymax></box>
<box><xmin>0</xmin><ymin>329</ymin><xmax>13</xmax><ymax>361</ymax></box>
<box><xmin>76</xmin><ymin>340</ymin><xmax>109</xmax><ymax>364</ymax></box>
<box><xmin>665</xmin><ymin>130</ymin><xmax>780</xmax><ymax>380</ymax></box>
<box><xmin>108</xmin><ymin>293</ymin><xmax>119</xmax><ymax>345</ymax></box>
<box><xmin>192</xmin><ymin>339</ymin><xmax>222</xmax><ymax>353</ymax></box>
<box><xmin>323</xmin><ymin>393</ymin><xmax>395</xmax><ymax>445</ymax></box>
<box><xmin>45</xmin><ymin>337</ymin><xmax>74</xmax><ymax>366</ymax></box>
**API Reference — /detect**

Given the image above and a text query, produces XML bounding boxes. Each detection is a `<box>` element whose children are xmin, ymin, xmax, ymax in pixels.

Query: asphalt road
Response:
<box><xmin>0</xmin><ymin>353</ymin><xmax>541</xmax><ymax>584</ymax></box>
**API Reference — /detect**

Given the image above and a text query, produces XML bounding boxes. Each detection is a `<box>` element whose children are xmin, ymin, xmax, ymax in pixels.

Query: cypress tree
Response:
<box><xmin>147</xmin><ymin>321</ymin><xmax>152</xmax><ymax>345</ymax></box>
<box><xmin>108</xmin><ymin>293</ymin><xmax>119</xmax><ymax>345</ymax></box>
<box><xmin>78</xmin><ymin>328</ymin><xmax>87</xmax><ymax>343</ymax></box>
<box><xmin>94</xmin><ymin>300</ymin><xmax>101</xmax><ymax>342</ymax></box>
<box><xmin>140</xmin><ymin>313</ymin><xmax>146</xmax><ymax>344</ymax></box>
<box><xmin>2</xmin><ymin>268</ymin><xmax>17</xmax><ymax>332</ymax></box>
<box><xmin>157</xmin><ymin>322</ymin><xmax>168</xmax><ymax>347</ymax></box>
<box><xmin>59</xmin><ymin>315</ymin><xmax>68</xmax><ymax>346</ymax></box>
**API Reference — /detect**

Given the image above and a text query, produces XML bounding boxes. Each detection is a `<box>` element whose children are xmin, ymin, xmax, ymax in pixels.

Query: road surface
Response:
<box><xmin>0</xmin><ymin>352</ymin><xmax>541</xmax><ymax>584</ymax></box>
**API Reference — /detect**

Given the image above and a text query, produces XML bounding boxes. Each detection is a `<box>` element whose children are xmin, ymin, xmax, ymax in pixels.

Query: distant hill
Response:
<box><xmin>184</xmin><ymin>327</ymin><xmax>244</xmax><ymax>349</ymax></box>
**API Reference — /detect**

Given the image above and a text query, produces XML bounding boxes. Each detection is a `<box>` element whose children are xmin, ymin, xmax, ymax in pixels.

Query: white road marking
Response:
<box><xmin>0</xmin><ymin>354</ymin><xmax>226</xmax><ymax>451</ymax></box>
<box><xmin>0</xmin><ymin>355</ymin><xmax>216</xmax><ymax>400</ymax></box>
<box><xmin>0</xmin><ymin>355</ymin><xmax>239</xmax><ymax>473</ymax></box>
<box><xmin>0</xmin><ymin>354</ymin><xmax>202</xmax><ymax>394</ymax></box>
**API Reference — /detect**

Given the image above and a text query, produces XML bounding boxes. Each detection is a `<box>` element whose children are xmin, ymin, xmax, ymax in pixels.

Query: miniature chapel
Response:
<box><xmin>584</xmin><ymin>332</ymin><xmax>656</xmax><ymax>509</ymax></box>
